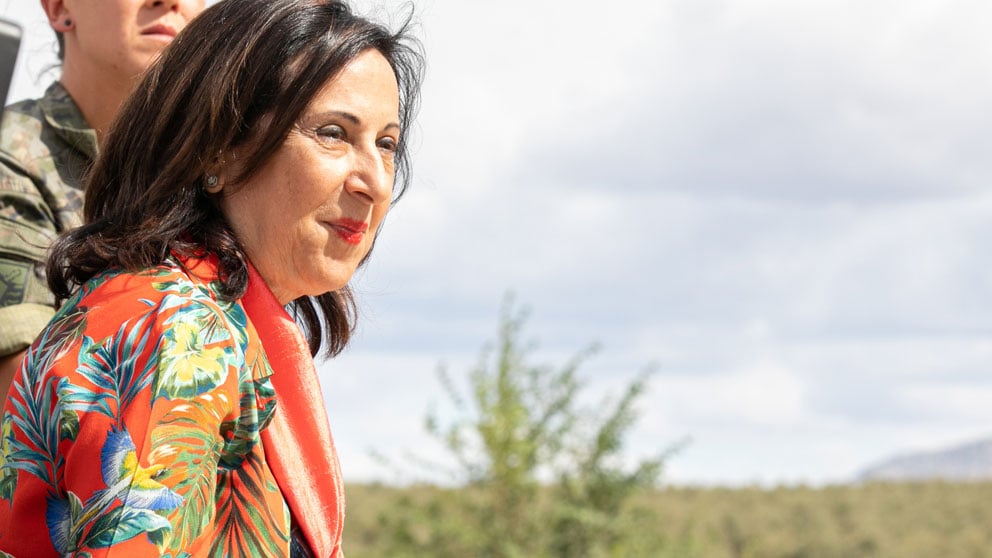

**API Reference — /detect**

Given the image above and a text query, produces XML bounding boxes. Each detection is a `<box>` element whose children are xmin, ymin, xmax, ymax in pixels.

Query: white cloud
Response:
<box><xmin>658</xmin><ymin>360</ymin><xmax>807</xmax><ymax>427</ymax></box>
<box><xmin>899</xmin><ymin>384</ymin><xmax>992</xmax><ymax>424</ymax></box>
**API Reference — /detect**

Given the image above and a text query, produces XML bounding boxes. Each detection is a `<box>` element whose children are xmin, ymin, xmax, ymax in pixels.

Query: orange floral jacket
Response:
<box><xmin>0</xmin><ymin>255</ymin><xmax>344</xmax><ymax>557</ymax></box>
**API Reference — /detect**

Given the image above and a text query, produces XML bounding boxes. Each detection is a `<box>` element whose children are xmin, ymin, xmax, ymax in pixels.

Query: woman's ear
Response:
<box><xmin>40</xmin><ymin>0</ymin><xmax>72</xmax><ymax>32</ymax></box>
<box><xmin>204</xmin><ymin>149</ymin><xmax>241</xmax><ymax>194</ymax></box>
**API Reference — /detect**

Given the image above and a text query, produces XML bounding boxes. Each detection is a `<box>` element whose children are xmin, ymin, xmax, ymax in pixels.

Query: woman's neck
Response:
<box><xmin>58</xmin><ymin>58</ymin><xmax>136</xmax><ymax>144</ymax></box>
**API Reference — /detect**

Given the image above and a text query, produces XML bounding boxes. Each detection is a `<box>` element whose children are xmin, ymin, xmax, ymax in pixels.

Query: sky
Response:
<box><xmin>3</xmin><ymin>0</ymin><xmax>992</xmax><ymax>486</ymax></box>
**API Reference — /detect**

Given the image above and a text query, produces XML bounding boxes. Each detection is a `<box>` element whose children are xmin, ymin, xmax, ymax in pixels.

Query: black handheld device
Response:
<box><xmin>0</xmin><ymin>18</ymin><xmax>21</xmax><ymax>113</ymax></box>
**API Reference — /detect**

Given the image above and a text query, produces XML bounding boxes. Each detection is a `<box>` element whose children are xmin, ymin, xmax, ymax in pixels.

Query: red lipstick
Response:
<box><xmin>330</xmin><ymin>218</ymin><xmax>368</xmax><ymax>245</ymax></box>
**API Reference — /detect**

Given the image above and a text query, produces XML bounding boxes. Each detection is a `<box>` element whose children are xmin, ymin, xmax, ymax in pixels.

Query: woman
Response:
<box><xmin>0</xmin><ymin>0</ymin><xmax>423</xmax><ymax>556</ymax></box>
<box><xmin>0</xmin><ymin>0</ymin><xmax>205</xmax><ymax>401</ymax></box>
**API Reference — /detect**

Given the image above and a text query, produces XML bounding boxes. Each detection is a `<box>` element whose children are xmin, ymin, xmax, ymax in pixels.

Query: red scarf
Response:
<box><xmin>243</xmin><ymin>264</ymin><xmax>345</xmax><ymax>558</ymax></box>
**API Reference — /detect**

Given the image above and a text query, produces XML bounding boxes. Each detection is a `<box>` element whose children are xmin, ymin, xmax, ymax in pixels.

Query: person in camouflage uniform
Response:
<box><xmin>0</xmin><ymin>82</ymin><xmax>93</xmax><ymax>361</ymax></box>
<box><xmin>0</xmin><ymin>0</ymin><xmax>204</xmax><ymax>395</ymax></box>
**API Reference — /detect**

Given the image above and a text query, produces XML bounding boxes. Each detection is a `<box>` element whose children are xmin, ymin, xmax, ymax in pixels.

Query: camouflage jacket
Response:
<box><xmin>0</xmin><ymin>82</ymin><xmax>97</xmax><ymax>357</ymax></box>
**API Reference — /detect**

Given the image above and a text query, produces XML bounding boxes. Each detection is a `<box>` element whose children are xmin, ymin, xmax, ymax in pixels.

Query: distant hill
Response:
<box><xmin>857</xmin><ymin>437</ymin><xmax>992</xmax><ymax>482</ymax></box>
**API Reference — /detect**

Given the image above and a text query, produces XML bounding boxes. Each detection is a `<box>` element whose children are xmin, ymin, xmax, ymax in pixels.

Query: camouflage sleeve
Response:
<box><xmin>0</xmin><ymin>152</ymin><xmax>58</xmax><ymax>356</ymax></box>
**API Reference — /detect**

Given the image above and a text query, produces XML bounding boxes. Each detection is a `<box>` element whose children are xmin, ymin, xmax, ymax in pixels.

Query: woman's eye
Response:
<box><xmin>377</xmin><ymin>137</ymin><xmax>398</xmax><ymax>153</ymax></box>
<box><xmin>316</xmin><ymin>125</ymin><xmax>346</xmax><ymax>141</ymax></box>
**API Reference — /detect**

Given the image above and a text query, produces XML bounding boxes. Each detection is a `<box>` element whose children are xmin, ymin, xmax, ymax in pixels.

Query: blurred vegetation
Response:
<box><xmin>344</xmin><ymin>480</ymin><xmax>992</xmax><ymax>557</ymax></box>
<box><xmin>363</xmin><ymin>295</ymin><xmax>667</xmax><ymax>557</ymax></box>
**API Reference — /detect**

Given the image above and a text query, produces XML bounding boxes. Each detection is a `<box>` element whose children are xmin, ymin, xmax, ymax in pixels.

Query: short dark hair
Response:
<box><xmin>47</xmin><ymin>0</ymin><xmax>424</xmax><ymax>357</ymax></box>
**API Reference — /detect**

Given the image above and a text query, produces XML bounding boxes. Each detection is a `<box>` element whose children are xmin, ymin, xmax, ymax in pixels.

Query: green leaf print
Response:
<box><xmin>85</xmin><ymin>507</ymin><xmax>172</xmax><ymax>549</ymax></box>
<box><xmin>6</xmin><ymin>306</ymin><xmax>90</xmax><ymax>491</ymax></box>
<box><xmin>68</xmin><ymin>491</ymin><xmax>83</xmax><ymax>525</ymax></box>
<box><xmin>67</xmin><ymin>311</ymin><xmax>162</xmax><ymax>424</ymax></box>
<box><xmin>150</xmin><ymin>399</ymin><xmax>228</xmax><ymax>551</ymax></box>
<box><xmin>210</xmin><ymin>452</ymin><xmax>289</xmax><ymax>557</ymax></box>
<box><xmin>0</xmin><ymin>415</ymin><xmax>18</xmax><ymax>501</ymax></box>
<box><xmin>154</xmin><ymin>297</ymin><xmax>235</xmax><ymax>400</ymax></box>
<box><xmin>218</xmin><ymin>376</ymin><xmax>275</xmax><ymax>470</ymax></box>
<box><xmin>20</xmin><ymin>308</ymin><xmax>85</xmax><ymax>383</ymax></box>
<box><xmin>56</xmin><ymin>380</ymin><xmax>81</xmax><ymax>441</ymax></box>
<box><xmin>25</xmin><ymin>307</ymin><xmax>87</xmax><ymax>380</ymax></box>
<box><xmin>7</xmin><ymin>372</ymin><xmax>66</xmax><ymax>488</ymax></box>
<box><xmin>82</xmin><ymin>506</ymin><xmax>122</xmax><ymax>548</ymax></box>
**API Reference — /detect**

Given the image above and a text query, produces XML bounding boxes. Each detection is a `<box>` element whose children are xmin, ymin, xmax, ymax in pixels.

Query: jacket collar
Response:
<box><xmin>39</xmin><ymin>81</ymin><xmax>98</xmax><ymax>162</ymax></box>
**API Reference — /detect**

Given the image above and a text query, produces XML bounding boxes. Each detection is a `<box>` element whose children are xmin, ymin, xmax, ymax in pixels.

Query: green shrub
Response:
<box><xmin>371</xmin><ymin>295</ymin><xmax>667</xmax><ymax>557</ymax></box>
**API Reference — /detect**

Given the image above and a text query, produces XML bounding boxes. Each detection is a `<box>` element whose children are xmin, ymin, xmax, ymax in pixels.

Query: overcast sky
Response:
<box><xmin>4</xmin><ymin>0</ymin><xmax>992</xmax><ymax>486</ymax></box>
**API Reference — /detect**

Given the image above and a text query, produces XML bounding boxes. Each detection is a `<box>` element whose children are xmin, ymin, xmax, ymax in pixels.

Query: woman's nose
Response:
<box><xmin>344</xmin><ymin>149</ymin><xmax>393</xmax><ymax>204</ymax></box>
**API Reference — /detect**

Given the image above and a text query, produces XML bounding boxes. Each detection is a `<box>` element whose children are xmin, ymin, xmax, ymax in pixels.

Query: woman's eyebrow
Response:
<box><xmin>314</xmin><ymin>110</ymin><xmax>360</xmax><ymax>125</ymax></box>
<box><xmin>310</xmin><ymin>110</ymin><xmax>401</xmax><ymax>132</ymax></box>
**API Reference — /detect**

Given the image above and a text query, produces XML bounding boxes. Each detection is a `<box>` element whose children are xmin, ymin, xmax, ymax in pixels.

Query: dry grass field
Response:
<box><xmin>342</xmin><ymin>481</ymin><xmax>992</xmax><ymax>557</ymax></box>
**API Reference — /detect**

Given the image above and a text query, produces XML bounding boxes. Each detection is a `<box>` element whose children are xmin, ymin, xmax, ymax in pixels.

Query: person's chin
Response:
<box><xmin>133</xmin><ymin>39</ymin><xmax>172</xmax><ymax>60</ymax></box>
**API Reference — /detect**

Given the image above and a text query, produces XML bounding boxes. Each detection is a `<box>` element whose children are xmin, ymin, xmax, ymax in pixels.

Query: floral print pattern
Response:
<box><xmin>0</xmin><ymin>256</ymin><xmax>291</xmax><ymax>556</ymax></box>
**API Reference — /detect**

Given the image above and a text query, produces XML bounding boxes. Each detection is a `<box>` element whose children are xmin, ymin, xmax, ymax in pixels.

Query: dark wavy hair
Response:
<box><xmin>47</xmin><ymin>0</ymin><xmax>424</xmax><ymax>357</ymax></box>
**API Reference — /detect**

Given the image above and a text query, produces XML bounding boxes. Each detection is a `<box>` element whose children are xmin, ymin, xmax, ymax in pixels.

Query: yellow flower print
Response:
<box><xmin>156</xmin><ymin>321</ymin><xmax>231</xmax><ymax>400</ymax></box>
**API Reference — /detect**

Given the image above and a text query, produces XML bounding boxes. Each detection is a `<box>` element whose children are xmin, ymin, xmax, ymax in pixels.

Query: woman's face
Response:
<box><xmin>52</xmin><ymin>0</ymin><xmax>205</xmax><ymax>80</ymax></box>
<box><xmin>219</xmin><ymin>49</ymin><xmax>401</xmax><ymax>305</ymax></box>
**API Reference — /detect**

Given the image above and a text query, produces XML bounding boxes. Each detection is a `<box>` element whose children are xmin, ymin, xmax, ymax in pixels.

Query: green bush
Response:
<box><xmin>370</xmin><ymin>295</ymin><xmax>667</xmax><ymax>557</ymax></box>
